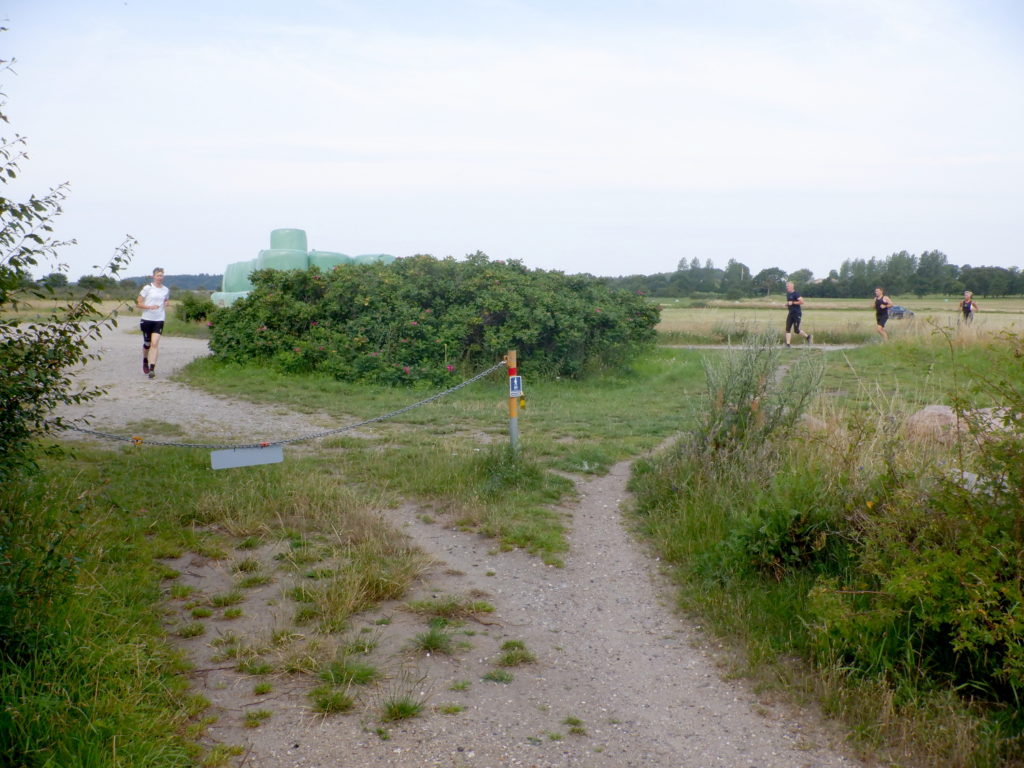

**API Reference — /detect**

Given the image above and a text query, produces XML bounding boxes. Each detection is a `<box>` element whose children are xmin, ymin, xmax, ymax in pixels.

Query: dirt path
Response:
<box><xmin>59</xmin><ymin>329</ymin><xmax>864</xmax><ymax>768</ymax></box>
<box><xmin>53</xmin><ymin>329</ymin><xmax>340</xmax><ymax>445</ymax></box>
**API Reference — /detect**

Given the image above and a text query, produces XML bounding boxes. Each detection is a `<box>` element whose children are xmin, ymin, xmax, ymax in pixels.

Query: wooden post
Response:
<box><xmin>507</xmin><ymin>349</ymin><xmax>519</xmax><ymax>453</ymax></box>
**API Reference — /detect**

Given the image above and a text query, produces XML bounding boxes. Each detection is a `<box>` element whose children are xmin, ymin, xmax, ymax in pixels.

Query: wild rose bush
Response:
<box><xmin>209</xmin><ymin>252</ymin><xmax>659</xmax><ymax>385</ymax></box>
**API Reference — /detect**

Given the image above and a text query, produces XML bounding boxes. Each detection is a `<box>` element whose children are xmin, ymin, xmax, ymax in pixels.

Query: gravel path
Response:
<box><xmin>54</xmin><ymin>328</ymin><xmax>338</xmax><ymax>445</ymax></box>
<box><xmin>58</xmin><ymin>328</ymin><xmax>865</xmax><ymax>768</ymax></box>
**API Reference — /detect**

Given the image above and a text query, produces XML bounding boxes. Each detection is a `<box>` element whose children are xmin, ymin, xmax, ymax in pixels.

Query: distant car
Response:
<box><xmin>889</xmin><ymin>305</ymin><xmax>915</xmax><ymax>319</ymax></box>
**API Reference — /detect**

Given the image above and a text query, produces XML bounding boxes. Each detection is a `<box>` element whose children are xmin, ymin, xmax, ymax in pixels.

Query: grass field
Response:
<box><xmin>655</xmin><ymin>295</ymin><xmax>1024</xmax><ymax>345</ymax></box>
<box><xmin>3</xmin><ymin>297</ymin><xmax>210</xmax><ymax>338</ymax></box>
<box><xmin>6</xmin><ymin>292</ymin><xmax>1024</xmax><ymax>766</ymax></box>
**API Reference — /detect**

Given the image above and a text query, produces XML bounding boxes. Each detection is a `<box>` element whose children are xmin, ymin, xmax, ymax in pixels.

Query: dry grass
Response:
<box><xmin>816</xmin><ymin>664</ymin><xmax>986</xmax><ymax>768</ymax></box>
<box><xmin>404</xmin><ymin>594</ymin><xmax>495</xmax><ymax>619</ymax></box>
<box><xmin>656</xmin><ymin>296</ymin><xmax>1024</xmax><ymax>344</ymax></box>
<box><xmin>2</xmin><ymin>297</ymin><xmax>133</xmax><ymax>321</ymax></box>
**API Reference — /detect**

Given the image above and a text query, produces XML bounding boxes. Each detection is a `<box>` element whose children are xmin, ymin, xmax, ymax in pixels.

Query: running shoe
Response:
<box><xmin>143</xmin><ymin>358</ymin><xmax>149</xmax><ymax>375</ymax></box>
<box><xmin>806</xmin><ymin>334</ymin><xmax>813</xmax><ymax>345</ymax></box>
<box><xmin>148</xmin><ymin>370</ymin><xmax>155</xmax><ymax>379</ymax></box>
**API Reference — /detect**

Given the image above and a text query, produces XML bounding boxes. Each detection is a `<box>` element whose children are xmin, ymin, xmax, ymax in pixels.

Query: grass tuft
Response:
<box><xmin>496</xmin><ymin>639</ymin><xmax>535</xmax><ymax>667</ymax></box>
<box><xmin>380</xmin><ymin>696</ymin><xmax>424</xmax><ymax>722</ymax></box>
<box><xmin>319</xmin><ymin>658</ymin><xmax>379</xmax><ymax>686</ymax></box>
<box><xmin>406</xmin><ymin>595</ymin><xmax>494</xmax><ymax>619</ymax></box>
<box><xmin>177</xmin><ymin>622</ymin><xmax>206</xmax><ymax>638</ymax></box>
<box><xmin>412</xmin><ymin>626</ymin><xmax>454</xmax><ymax>655</ymax></box>
<box><xmin>482</xmin><ymin>669</ymin><xmax>513</xmax><ymax>684</ymax></box>
<box><xmin>243</xmin><ymin>709</ymin><xmax>272</xmax><ymax>728</ymax></box>
<box><xmin>309</xmin><ymin>685</ymin><xmax>355</xmax><ymax>714</ymax></box>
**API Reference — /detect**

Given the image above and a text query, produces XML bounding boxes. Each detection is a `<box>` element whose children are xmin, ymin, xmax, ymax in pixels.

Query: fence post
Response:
<box><xmin>507</xmin><ymin>349</ymin><xmax>519</xmax><ymax>453</ymax></box>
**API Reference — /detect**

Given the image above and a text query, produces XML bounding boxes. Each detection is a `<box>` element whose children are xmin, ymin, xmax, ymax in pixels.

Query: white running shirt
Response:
<box><xmin>139</xmin><ymin>283</ymin><xmax>170</xmax><ymax>322</ymax></box>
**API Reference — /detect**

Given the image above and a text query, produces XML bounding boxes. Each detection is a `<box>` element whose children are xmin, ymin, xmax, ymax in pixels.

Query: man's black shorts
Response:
<box><xmin>876</xmin><ymin>313</ymin><xmax>888</xmax><ymax>327</ymax></box>
<box><xmin>786</xmin><ymin>312</ymin><xmax>802</xmax><ymax>333</ymax></box>
<box><xmin>140</xmin><ymin>319</ymin><xmax>165</xmax><ymax>340</ymax></box>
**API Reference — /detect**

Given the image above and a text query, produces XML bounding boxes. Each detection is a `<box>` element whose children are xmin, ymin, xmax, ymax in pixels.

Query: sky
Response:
<box><xmin>3</xmin><ymin>0</ymin><xmax>1023</xmax><ymax>282</ymax></box>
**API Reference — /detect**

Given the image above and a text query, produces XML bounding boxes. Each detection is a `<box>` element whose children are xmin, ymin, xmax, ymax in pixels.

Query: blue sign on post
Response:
<box><xmin>509</xmin><ymin>375</ymin><xmax>523</xmax><ymax>398</ymax></box>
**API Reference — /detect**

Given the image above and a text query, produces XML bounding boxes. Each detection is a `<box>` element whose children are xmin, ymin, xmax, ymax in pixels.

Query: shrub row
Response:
<box><xmin>208</xmin><ymin>253</ymin><xmax>659</xmax><ymax>385</ymax></box>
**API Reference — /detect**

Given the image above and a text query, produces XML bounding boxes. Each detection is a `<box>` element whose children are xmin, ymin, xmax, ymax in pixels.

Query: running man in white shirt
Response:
<box><xmin>136</xmin><ymin>267</ymin><xmax>170</xmax><ymax>378</ymax></box>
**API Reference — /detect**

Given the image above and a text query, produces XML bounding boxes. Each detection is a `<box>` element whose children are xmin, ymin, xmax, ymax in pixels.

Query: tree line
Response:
<box><xmin>34</xmin><ymin>272</ymin><xmax>222</xmax><ymax>291</ymax></box>
<box><xmin>601</xmin><ymin>251</ymin><xmax>1024</xmax><ymax>299</ymax></box>
<box><xmin>30</xmin><ymin>251</ymin><xmax>1024</xmax><ymax>301</ymax></box>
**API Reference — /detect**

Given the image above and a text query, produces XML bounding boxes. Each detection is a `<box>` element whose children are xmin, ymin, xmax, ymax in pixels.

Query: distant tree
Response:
<box><xmin>883</xmin><ymin>251</ymin><xmax>918</xmax><ymax>295</ymax></box>
<box><xmin>961</xmin><ymin>266</ymin><xmax>1012</xmax><ymax>297</ymax></box>
<box><xmin>788</xmin><ymin>268</ymin><xmax>814</xmax><ymax>286</ymax></box>
<box><xmin>77</xmin><ymin>274</ymin><xmax>117</xmax><ymax>290</ymax></box>
<box><xmin>839</xmin><ymin>257</ymin><xmax>884</xmax><ymax>298</ymax></box>
<box><xmin>669</xmin><ymin>269</ymin><xmax>696</xmax><ymax>296</ymax></box>
<box><xmin>721</xmin><ymin>259</ymin><xmax>753</xmax><ymax>299</ymax></box>
<box><xmin>123</xmin><ymin>273</ymin><xmax>220</xmax><ymax>290</ymax></box>
<box><xmin>913</xmin><ymin>250</ymin><xmax>956</xmax><ymax>296</ymax></box>
<box><xmin>753</xmin><ymin>267</ymin><xmax>787</xmax><ymax>297</ymax></box>
<box><xmin>40</xmin><ymin>272</ymin><xmax>68</xmax><ymax>288</ymax></box>
<box><xmin>1008</xmin><ymin>267</ymin><xmax>1023</xmax><ymax>296</ymax></box>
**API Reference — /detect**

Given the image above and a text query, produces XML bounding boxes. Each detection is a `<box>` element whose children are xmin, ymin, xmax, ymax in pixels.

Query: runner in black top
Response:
<box><xmin>783</xmin><ymin>281</ymin><xmax>812</xmax><ymax>347</ymax></box>
<box><xmin>873</xmin><ymin>287</ymin><xmax>894</xmax><ymax>341</ymax></box>
<box><xmin>960</xmin><ymin>290</ymin><xmax>979</xmax><ymax>324</ymax></box>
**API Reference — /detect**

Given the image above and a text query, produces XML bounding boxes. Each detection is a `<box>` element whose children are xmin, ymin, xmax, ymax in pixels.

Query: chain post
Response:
<box><xmin>506</xmin><ymin>349</ymin><xmax>520</xmax><ymax>453</ymax></box>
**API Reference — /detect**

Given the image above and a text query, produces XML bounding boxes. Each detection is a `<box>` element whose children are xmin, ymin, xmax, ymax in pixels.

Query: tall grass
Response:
<box><xmin>0</xmin><ymin>475</ymin><xmax>196</xmax><ymax>767</ymax></box>
<box><xmin>631</xmin><ymin>332</ymin><xmax>1024</xmax><ymax>766</ymax></box>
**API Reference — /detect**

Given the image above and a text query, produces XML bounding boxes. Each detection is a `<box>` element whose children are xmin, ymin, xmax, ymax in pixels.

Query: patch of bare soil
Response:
<box><xmin>64</xmin><ymin>329</ymin><xmax>867</xmax><ymax>768</ymax></box>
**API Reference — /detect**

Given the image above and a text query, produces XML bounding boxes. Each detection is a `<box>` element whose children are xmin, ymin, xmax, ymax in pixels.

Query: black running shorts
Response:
<box><xmin>140</xmin><ymin>319</ymin><xmax>165</xmax><ymax>342</ymax></box>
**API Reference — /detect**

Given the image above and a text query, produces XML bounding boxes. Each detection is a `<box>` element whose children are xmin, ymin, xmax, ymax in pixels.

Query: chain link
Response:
<box><xmin>57</xmin><ymin>360</ymin><xmax>508</xmax><ymax>450</ymax></box>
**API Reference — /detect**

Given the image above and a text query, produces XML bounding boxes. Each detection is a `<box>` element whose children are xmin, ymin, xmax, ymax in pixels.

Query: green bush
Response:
<box><xmin>707</xmin><ymin>483</ymin><xmax>853</xmax><ymax>584</ymax></box>
<box><xmin>175</xmin><ymin>291</ymin><xmax>214</xmax><ymax>323</ymax></box>
<box><xmin>208</xmin><ymin>253</ymin><xmax>659</xmax><ymax>385</ymax></box>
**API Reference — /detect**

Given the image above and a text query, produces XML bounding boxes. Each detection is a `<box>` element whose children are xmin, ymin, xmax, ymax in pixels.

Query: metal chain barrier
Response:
<box><xmin>57</xmin><ymin>360</ymin><xmax>508</xmax><ymax>450</ymax></box>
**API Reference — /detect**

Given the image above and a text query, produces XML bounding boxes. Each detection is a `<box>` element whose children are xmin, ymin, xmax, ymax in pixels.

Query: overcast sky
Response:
<box><xmin>4</xmin><ymin>0</ymin><xmax>1023</xmax><ymax>282</ymax></box>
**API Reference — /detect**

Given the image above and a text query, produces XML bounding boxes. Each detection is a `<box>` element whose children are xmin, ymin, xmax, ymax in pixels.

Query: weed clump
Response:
<box><xmin>496</xmin><ymin>639</ymin><xmax>535</xmax><ymax>667</ymax></box>
<box><xmin>309</xmin><ymin>685</ymin><xmax>354</xmax><ymax>714</ymax></box>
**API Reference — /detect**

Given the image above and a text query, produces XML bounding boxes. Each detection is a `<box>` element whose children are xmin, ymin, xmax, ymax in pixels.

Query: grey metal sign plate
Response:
<box><xmin>210</xmin><ymin>444</ymin><xmax>284</xmax><ymax>470</ymax></box>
